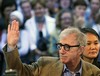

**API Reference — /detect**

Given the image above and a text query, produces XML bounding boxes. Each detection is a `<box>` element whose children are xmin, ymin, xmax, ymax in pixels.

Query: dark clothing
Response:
<box><xmin>93</xmin><ymin>57</ymin><xmax>100</xmax><ymax>69</ymax></box>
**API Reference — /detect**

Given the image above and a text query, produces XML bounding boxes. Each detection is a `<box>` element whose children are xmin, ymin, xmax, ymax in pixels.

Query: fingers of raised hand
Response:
<box><xmin>10</xmin><ymin>20</ymin><xmax>19</xmax><ymax>31</ymax></box>
<box><xmin>8</xmin><ymin>24</ymin><xmax>11</xmax><ymax>33</ymax></box>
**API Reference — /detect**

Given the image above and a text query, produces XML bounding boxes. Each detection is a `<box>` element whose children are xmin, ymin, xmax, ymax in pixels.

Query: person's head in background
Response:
<box><xmin>1</xmin><ymin>0</ymin><xmax>17</xmax><ymax>21</ymax></box>
<box><xmin>80</xmin><ymin>28</ymin><xmax>100</xmax><ymax>68</ymax></box>
<box><xmin>32</xmin><ymin>0</ymin><xmax>46</xmax><ymax>19</ymax></box>
<box><xmin>73</xmin><ymin>0</ymin><xmax>87</xmax><ymax>17</ymax></box>
<box><xmin>73</xmin><ymin>0</ymin><xmax>87</xmax><ymax>30</ymax></box>
<box><xmin>56</xmin><ymin>9</ymin><xmax>74</xmax><ymax>31</ymax></box>
<box><xmin>20</xmin><ymin>0</ymin><xmax>33</xmax><ymax>20</ymax></box>
<box><xmin>59</xmin><ymin>0</ymin><xmax>73</xmax><ymax>10</ymax></box>
<box><xmin>45</xmin><ymin>0</ymin><xmax>59</xmax><ymax>18</ymax></box>
<box><xmin>9</xmin><ymin>11</ymin><xmax>24</xmax><ymax>29</ymax></box>
<box><xmin>89</xmin><ymin>0</ymin><xmax>100</xmax><ymax>15</ymax></box>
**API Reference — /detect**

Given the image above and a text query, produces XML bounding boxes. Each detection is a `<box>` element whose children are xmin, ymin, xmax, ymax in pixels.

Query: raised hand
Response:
<box><xmin>7</xmin><ymin>20</ymin><xmax>20</xmax><ymax>47</ymax></box>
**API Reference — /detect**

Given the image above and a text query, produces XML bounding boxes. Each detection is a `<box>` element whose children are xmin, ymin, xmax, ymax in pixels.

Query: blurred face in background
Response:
<box><xmin>90</xmin><ymin>0</ymin><xmax>100</xmax><ymax>13</ymax></box>
<box><xmin>74</xmin><ymin>5</ymin><xmax>86</xmax><ymax>17</ymax></box>
<box><xmin>83</xmin><ymin>33</ymin><xmax>100</xmax><ymax>59</ymax></box>
<box><xmin>21</xmin><ymin>1</ymin><xmax>32</xmax><ymax>18</ymax></box>
<box><xmin>60</xmin><ymin>0</ymin><xmax>71</xmax><ymax>9</ymax></box>
<box><xmin>4</xmin><ymin>5</ymin><xmax>16</xmax><ymax>20</ymax></box>
<box><xmin>61</xmin><ymin>12</ymin><xmax>73</xmax><ymax>30</ymax></box>
<box><xmin>34</xmin><ymin>3</ymin><xmax>45</xmax><ymax>17</ymax></box>
<box><xmin>46</xmin><ymin>0</ymin><xmax>57</xmax><ymax>9</ymax></box>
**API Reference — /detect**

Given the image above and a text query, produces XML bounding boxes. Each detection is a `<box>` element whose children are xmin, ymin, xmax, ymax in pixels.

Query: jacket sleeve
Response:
<box><xmin>3</xmin><ymin>44</ymin><xmax>43</xmax><ymax>76</ymax></box>
<box><xmin>92</xmin><ymin>66</ymin><xmax>100</xmax><ymax>76</ymax></box>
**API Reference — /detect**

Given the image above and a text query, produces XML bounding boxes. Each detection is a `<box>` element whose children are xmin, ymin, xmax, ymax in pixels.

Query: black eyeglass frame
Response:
<box><xmin>56</xmin><ymin>43</ymin><xmax>80</xmax><ymax>51</ymax></box>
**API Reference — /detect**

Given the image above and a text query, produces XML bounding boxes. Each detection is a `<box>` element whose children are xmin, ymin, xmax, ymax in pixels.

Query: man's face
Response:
<box><xmin>91</xmin><ymin>0</ymin><xmax>100</xmax><ymax>12</ymax></box>
<box><xmin>83</xmin><ymin>33</ymin><xmax>100</xmax><ymax>59</ymax></box>
<box><xmin>34</xmin><ymin>3</ymin><xmax>45</xmax><ymax>17</ymax></box>
<box><xmin>59</xmin><ymin>33</ymin><xmax>82</xmax><ymax>64</ymax></box>
<box><xmin>21</xmin><ymin>2</ymin><xmax>32</xmax><ymax>17</ymax></box>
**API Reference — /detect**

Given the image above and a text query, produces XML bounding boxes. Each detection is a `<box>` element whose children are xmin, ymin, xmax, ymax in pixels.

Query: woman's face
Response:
<box><xmin>4</xmin><ymin>5</ymin><xmax>16</xmax><ymax>20</ymax></box>
<box><xmin>74</xmin><ymin>5</ymin><xmax>86</xmax><ymax>17</ymax></box>
<box><xmin>83</xmin><ymin>33</ymin><xmax>100</xmax><ymax>59</ymax></box>
<box><xmin>61</xmin><ymin>12</ymin><xmax>72</xmax><ymax>30</ymax></box>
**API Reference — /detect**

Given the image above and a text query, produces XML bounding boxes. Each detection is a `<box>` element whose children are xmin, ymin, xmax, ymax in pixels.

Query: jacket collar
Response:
<box><xmin>81</xmin><ymin>59</ymin><xmax>93</xmax><ymax>76</ymax></box>
<box><xmin>48</xmin><ymin>59</ymin><xmax>94</xmax><ymax>76</ymax></box>
<box><xmin>49</xmin><ymin>60</ymin><xmax>63</xmax><ymax>76</ymax></box>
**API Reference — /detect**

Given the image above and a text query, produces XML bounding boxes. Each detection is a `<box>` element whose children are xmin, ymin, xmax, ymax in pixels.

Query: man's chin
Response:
<box><xmin>60</xmin><ymin>58</ymin><xmax>68</xmax><ymax>64</ymax></box>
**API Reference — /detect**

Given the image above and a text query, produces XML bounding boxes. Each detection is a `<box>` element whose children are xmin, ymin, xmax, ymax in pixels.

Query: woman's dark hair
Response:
<box><xmin>73</xmin><ymin>0</ymin><xmax>87</xmax><ymax>8</ymax></box>
<box><xmin>1</xmin><ymin>0</ymin><xmax>17</xmax><ymax>16</ymax></box>
<box><xmin>80</xmin><ymin>28</ymin><xmax>100</xmax><ymax>41</ymax></box>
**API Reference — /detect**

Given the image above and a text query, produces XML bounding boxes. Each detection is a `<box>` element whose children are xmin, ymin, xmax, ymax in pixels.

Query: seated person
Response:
<box><xmin>3</xmin><ymin>20</ymin><xmax>100</xmax><ymax>76</ymax></box>
<box><xmin>81</xmin><ymin>28</ymin><xmax>100</xmax><ymax>68</ymax></box>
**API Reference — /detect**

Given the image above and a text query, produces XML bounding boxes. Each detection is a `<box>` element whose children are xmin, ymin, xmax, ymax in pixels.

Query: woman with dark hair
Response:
<box><xmin>81</xmin><ymin>28</ymin><xmax>100</xmax><ymax>68</ymax></box>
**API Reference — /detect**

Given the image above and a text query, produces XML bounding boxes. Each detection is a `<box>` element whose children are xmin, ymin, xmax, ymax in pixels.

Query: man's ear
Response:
<box><xmin>78</xmin><ymin>46</ymin><xmax>85</xmax><ymax>55</ymax></box>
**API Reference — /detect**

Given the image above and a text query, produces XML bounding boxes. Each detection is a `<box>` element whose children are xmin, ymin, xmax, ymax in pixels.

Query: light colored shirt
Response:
<box><xmin>63</xmin><ymin>61</ymin><xmax>82</xmax><ymax>76</ymax></box>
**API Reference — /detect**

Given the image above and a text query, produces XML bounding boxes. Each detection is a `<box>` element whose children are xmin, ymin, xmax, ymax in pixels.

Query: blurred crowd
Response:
<box><xmin>0</xmin><ymin>0</ymin><xmax>100</xmax><ymax>75</ymax></box>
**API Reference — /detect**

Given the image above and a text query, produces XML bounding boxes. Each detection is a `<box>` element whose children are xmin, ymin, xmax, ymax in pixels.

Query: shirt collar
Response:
<box><xmin>63</xmin><ymin>60</ymin><xmax>82</xmax><ymax>75</ymax></box>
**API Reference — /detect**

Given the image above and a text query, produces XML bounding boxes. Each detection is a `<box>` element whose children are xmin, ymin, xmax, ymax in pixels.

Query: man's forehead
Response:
<box><xmin>59</xmin><ymin>34</ymin><xmax>78</xmax><ymax>43</ymax></box>
<box><xmin>60</xmin><ymin>33</ymin><xmax>77</xmax><ymax>39</ymax></box>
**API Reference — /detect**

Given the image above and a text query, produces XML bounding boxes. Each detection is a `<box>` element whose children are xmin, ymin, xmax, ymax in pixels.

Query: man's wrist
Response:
<box><xmin>7</xmin><ymin>44</ymin><xmax>16</xmax><ymax>52</ymax></box>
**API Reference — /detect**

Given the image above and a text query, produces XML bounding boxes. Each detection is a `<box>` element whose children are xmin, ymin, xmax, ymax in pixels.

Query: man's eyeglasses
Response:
<box><xmin>56</xmin><ymin>43</ymin><xmax>80</xmax><ymax>51</ymax></box>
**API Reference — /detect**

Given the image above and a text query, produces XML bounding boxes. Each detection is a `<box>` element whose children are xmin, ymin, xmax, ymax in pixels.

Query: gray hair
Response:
<box><xmin>59</xmin><ymin>27</ymin><xmax>87</xmax><ymax>46</ymax></box>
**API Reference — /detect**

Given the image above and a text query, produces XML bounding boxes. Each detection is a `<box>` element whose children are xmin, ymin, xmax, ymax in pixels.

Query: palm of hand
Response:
<box><xmin>7</xmin><ymin>20</ymin><xmax>19</xmax><ymax>47</ymax></box>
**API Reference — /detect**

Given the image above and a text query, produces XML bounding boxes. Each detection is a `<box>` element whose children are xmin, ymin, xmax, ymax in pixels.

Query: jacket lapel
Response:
<box><xmin>82</xmin><ymin>60</ymin><xmax>93</xmax><ymax>76</ymax></box>
<box><xmin>49</xmin><ymin>60</ymin><xmax>63</xmax><ymax>76</ymax></box>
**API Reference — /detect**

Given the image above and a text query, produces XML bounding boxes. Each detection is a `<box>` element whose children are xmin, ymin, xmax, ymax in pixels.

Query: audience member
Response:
<box><xmin>20</xmin><ymin>0</ymin><xmax>33</xmax><ymax>25</ymax></box>
<box><xmin>25</xmin><ymin>0</ymin><xmax>56</xmax><ymax>61</ymax></box>
<box><xmin>81</xmin><ymin>28</ymin><xmax>100</xmax><ymax>68</ymax></box>
<box><xmin>45</xmin><ymin>0</ymin><xmax>59</xmax><ymax>18</ymax></box>
<box><xmin>85</xmin><ymin>0</ymin><xmax>100</xmax><ymax>28</ymax></box>
<box><xmin>59</xmin><ymin>0</ymin><xmax>73</xmax><ymax>10</ymax></box>
<box><xmin>73</xmin><ymin>0</ymin><xmax>87</xmax><ymax>29</ymax></box>
<box><xmin>0</xmin><ymin>0</ymin><xmax>17</xmax><ymax>30</ymax></box>
<box><xmin>48</xmin><ymin>9</ymin><xmax>74</xmax><ymax>56</ymax></box>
